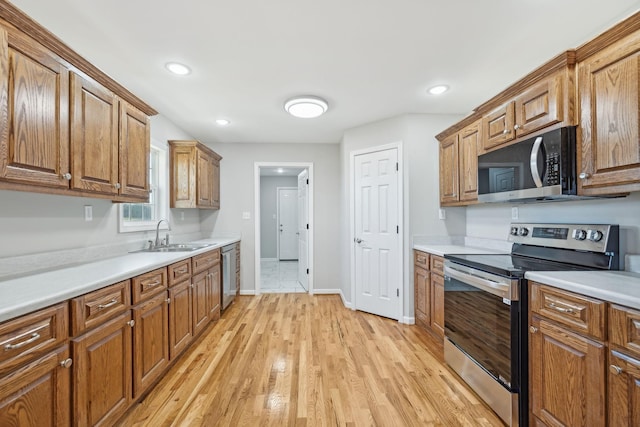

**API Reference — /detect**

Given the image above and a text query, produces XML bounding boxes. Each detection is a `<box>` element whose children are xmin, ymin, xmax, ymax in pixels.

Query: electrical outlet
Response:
<box><xmin>511</xmin><ymin>207</ymin><xmax>519</xmax><ymax>220</ymax></box>
<box><xmin>180</xmin><ymin>211</ymin><xmax>185</xmax><ymax>221</ymax></box>
<box><xmin>84</xmin><ymin>205</ymin><xmax>93</xmax><ymax>222</ymax></box>
<box><xmin>242</xmin><ymin>211</ymin><xmax>251</xmax><ymax>220</ymax></box>
<box><xmin>438</xmin><ymin>208</ymin><xmax>446</xmax><ymax>220</ymax></box>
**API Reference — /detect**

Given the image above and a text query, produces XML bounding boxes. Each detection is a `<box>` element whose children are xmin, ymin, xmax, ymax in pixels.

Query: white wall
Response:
<box><xmin>339</xmin><ymin>113</ymin><xmax>465</xmax><ymax>319</ymax></box>
<box><xmin>259</xmin><ymin>176</ymin><xmax>298</xmax><ymax>259</ymax></box>
<box><xmin>0</xmin><ymin>115</ymin><xmax>201</xmax><ymax>259</ymax></box>
<box><xmin>467</xmin><ymin>192</ymin><xmax>640</xmax><ymax>264</ymax></box>
<box><xmin>200</xmin><ymin>142</ymin><xmax>340</xmax><ymax>293</ymax></box>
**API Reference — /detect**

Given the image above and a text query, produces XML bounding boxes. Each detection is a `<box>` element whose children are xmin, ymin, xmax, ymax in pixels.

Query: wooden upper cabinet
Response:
<box><xmin>169</xmin><ymin>140</ymin><xmax>221</xmax><ymax>209</ymax></box>
<box><xmin>482</xmin><ymin>101</ymin><xmax>515</xmax><ymax>150</ymax></box>
<box><xmin>514</xmin><ymin>73</ymin><xmax>564</xmax><ymax>138</ymax></box>
<box><xmin>458</xmin><ymin>121</ymin><xmax>480</xmax><ymax>202</ymax></box>
<box><xmin>119</xmin><ymin>102</ymin><xmax>150</xmax><ymax>200</ymax></box>
<box><xmin>0</xmin><ymin>25</ymin><xmax>70</xmax><ymax>188</ymax></box>
<box><xmin>439</xmin><ymin>134</ymin><xmax>459</xmax><ymax>205</ymax></box>
<box><xmin>70</xmin><ymin>72</ymin><xmax>119</xmax><ymax>195</ymax></box>
<box><xmin>577</xmin><ymin>30</ymin><xmax>640</xmax><ymax>195</ymax></box>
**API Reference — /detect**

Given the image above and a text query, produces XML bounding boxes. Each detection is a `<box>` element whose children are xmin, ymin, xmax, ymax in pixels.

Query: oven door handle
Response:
<box><xmin>444</xmin><ymin>265</ymin><xmax>512</xmax><ymax>300</ymax></box>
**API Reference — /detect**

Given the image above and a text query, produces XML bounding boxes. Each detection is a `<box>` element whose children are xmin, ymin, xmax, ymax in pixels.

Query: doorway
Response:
<box><xmin>255</xmin><ymin>162</ymin><xmax>314</xmax><ymax>294</ymax></box>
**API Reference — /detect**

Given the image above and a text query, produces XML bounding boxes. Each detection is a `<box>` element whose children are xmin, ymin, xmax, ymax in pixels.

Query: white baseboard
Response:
<box><xmin>339</xmin><ymin>289</ymin><xmax>353</xmax><ymax>309</ymax></box>
<box><xmin>402</xmin><ymin>316</ymin><xmax>415</xmax><ymax>325</ymax></box>
<box><xmin>312</xmin><ymin>288</ymin><xmax>341</xmax><ymax>295</ymax></box>
<box><xmin>239</xmin><ymin>290</ymin><xmax>256</xmax><ymax>296</ymax></box>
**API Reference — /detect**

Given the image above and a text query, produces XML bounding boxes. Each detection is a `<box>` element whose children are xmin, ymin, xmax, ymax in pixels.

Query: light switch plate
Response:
<box><xmin>438</xmin><ymin>208</ymin><xmax>446</xmax><ymax>220</ymax></box>
<box><xmin>242</xmin><ymin>211</ymin><xmax>251</xmax><ymax>220</ymax></box>
<box><xmin>84</xmin><ymin>205</ymin><xmax>93</xmax><ymax>222</ymax></box>
<box><xmin>511</xmin><ymin>207</ymin><xmax>519</xmax><ymax>220</ymax></box>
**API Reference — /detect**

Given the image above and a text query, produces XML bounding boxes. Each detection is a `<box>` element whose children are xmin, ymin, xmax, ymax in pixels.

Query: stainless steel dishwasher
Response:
<box><xmin>221</xmin><ymin>244</ymin><xmax>237</xmax><ymax>310</ymax></box>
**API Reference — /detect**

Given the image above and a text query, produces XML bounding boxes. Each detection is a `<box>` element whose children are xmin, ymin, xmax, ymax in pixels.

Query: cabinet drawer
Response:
<box><xmin>192</xmin><ymin>248</ymin><xmax>220</xmax><ymax>274</ymax></box>
<box><xmin>414</xmin><ymin>251</ymin><xmax>429</xmax><ymax>268</ymax></box>
<box><xmin>168</xmin><ymin>259</ymin><xmax>191</xmax><ymax>286</ymax></box>
<box><xmin>530</xmin><ymin>282</ymin><xmax>606</xmax><ymax>340</ymax></box>
<box><xmin>430</xmin><ymin>255</ymin><xmax>444</xmax><ymax>276</ymax></box>
<box><xmin>609</xmin><ymin>304</ymin><xmax>640</xmax><ymax>357</ymax></box>
<box><xmin>132</xmin><ymin>267</ymin><xmax>167</xmax><ymax>304</ymax></box>
<box><xmin>71</xmin><ymin>280</ymin><xmax>130</xmax><ymax>336</ymax></box>
<box><xmin>0</xmin><ymin>303</ymin><xmax>68</xmax><ymax>375</ymax></box>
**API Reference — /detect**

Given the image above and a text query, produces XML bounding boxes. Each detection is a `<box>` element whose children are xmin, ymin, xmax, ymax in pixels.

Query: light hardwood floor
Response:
<box><xmin>117</xmin><ymin>294</ymin><xmax>505</xmax><ymax>426</ymax></box>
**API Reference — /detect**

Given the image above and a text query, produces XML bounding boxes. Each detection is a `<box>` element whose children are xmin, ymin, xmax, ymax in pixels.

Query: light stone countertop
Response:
<box><xmin>412</xmin><ymin>244</ymin><xmax>508</xmax><ymax>257</ymax></box>
<box><xmin>0</xmin><ymin>237</ymin><xmax>240</xmax><ymax>323</ymax></box>
<box><xmin>525</xmin><ymin>270</ymin><xmax>640</xmax><ymax>311</ymax></box>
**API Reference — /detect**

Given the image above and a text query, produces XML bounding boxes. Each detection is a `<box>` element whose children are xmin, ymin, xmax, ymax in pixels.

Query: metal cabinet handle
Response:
<box><xmin>549</xmin><ymin>302</ymin><xmax>573</xmax><ymax>314</ymax></box>
<box><xmin>62</xmin><ymin>173</ymin><xmax>72</xmax><ymax>180</ymax></box>
<box><xmin>127</xmin><ymin>320</ymin><xmax>135</xmax><ymax>327</ymax></box>
<box><xmin>529</xmin><ymin>326</ymin><xmax>539</xmax><ymax>334</ymax></box>
<box><xmin>114</xmin><ymin>183</ymin><xmax>121</xmax><ymax>189</ymax></box>
<box><xmin>502</xmin><ymin>129</ymin><xmax>510</xmax><ymax>135</ymax></box>
<box><xmin>145</xmin><ymin>280</ymin><xmax>162</xmax><ymax>288</ymax></box>
<box><xmin>4</xmin><ymin>332</ymin><xmax>41</xmax><ymax>351</ymax></box>
<box><xmin>166</xmin><ymin>298</ymin><xmax>171</xmax><ymax>304</ymax></box>
<box><xmin>176</xmin><ymin>267</ymin><xmax>188</xmax><ymax>274</ymax></box>
<box><xmin>610</xmin><ymin>364</ymin><xmax>623</xmax><ymax>375</ymax></box>
<box><xmin>579</xmin><ymin>172</ymin><xmax>590</xmax><ymax>180</ymax></box>
<box><xmin>97</xmin><ymin>299</ymin><xmax>119</xmax><ymax>310</ymax></box>
<box><xmin>60</xmin><ymin>358</ymin><xmax>73</xmax><ymax>369</ymax></box>
<box><xmin>514</xmin><ymin>124</ymin><xmax>520</xmax><ymax>130</ymax></box>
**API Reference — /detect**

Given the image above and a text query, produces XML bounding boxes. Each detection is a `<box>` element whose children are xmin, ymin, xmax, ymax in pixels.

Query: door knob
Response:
<box><xmin>355</xmin><ymin>238</ymin><xmax>363</xmax><ymax>244</ymax></box>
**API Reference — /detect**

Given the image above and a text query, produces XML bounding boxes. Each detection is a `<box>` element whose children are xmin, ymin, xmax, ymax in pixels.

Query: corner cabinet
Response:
<box><xmin>169</xmin><ymin>140</ymin><xmax>222</xmax><ymax>209</ymax></box>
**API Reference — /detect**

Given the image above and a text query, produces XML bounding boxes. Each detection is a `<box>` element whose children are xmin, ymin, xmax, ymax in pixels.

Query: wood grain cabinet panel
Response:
<box><xmin>131</xmin><ymin>267</ymin><xmax>167</xmax><ymax>304</ymax></box>
<box><xmin>482</xmin><ymin>101</ymin><xmax>515</xmax><ymax>150</ymax></box>
<box><xmin>212</xmin><ymin>158</ymin><xmax>220</xmax><ymax>209</ymax></box>
<box><xmin>578</xmin><ymin>31</ymin><xmax>640</xmax><ymax>195</ymax></box>
<box><xmin>439</xmin><ymin>134</ymin><xmax>459</xmax><ymax>205</ymax></box>
<box><xmin>208</xmin><ymin>264</ymin><xmax>221</xmax><ymax>321</ymax></box>
<box><xmin>608</xmin><ymin>349</ymin><xmax>640</xmax><ymax>426</ymax></box>
<box><xmin>70</xmin><ymin>72</ymin><xmax>119</xmax><ymax>195</ymax></box>
<box><xmin>530</xmin><ymin>315</ymin><xmax>606</xmax><ymax>427</ymax></box>
<box><xmin>169</xmin><ymin>140</ymin><xmax>221</xmax><ymax>210</ymax></box>
<box><xmin>197</xmin><ymin>149</ymin><xmax>213</xmax><ymax>207</ymax></box>
<box><xmin>119</xmin><ymin>102</ymin><xmax>150</xmax><ymax>200</ymax></box>
<box><xmin>458</xmin><ymin>122</ymin><xmax>479</xmax><ymax>202</ymax></box>
<box><xmin>132</xmin><ymin>292</ymin><xmax>169</xmax><ymax>399</ymax></box>
<box><xmin>168</xmin><ymin>259</ymin><xmax>191</xmax><ymax>287</ymax></box>
<box><xmin>72</xmin><ymin>312</ymin><xmax>133</xmax><ymax>427</ymax></box>
<box><xmin>609</xmin><ymin>304</ymin><xmax>640</xmax><ymax>356</ymax></box>
<box><xmin>168</xmin><ymin>279</ymin><xmax>193</xmax><ymax>360</ymax></box>
<box><xmin>0</xmin><ymin>345</ymin><xmax>71</xmax><ymax>427</ymax></box>
<box><xmin>430</xmin><ymin>272</ymin><xmax>445</xmax><ymax>338</ymax></box>
<box><xmin>0</xmin><ymin>25</ymin><xmax>70</xmax><ymax>188</ymax></box>
<box><xmin>192</xmin><ymin>270</ymin><xmax>210</xmax><ymax>337</ymax></box>
<box><xmin>414</xmin><ymin>265</ymin><xmax>430</xmax><ymax>329</ymax></box>
<box><xmin>514</xmin><ymin>73</ymin><xmax>564</xmax><ymax>138</ymax></box>
<box><xmin>193</xmin><ymin>248</ymin><xmax>220</xmax><ymax>274</ymax></box>
<box><xmin>70</xmin><ymin>280</ymin><xmax>131</xmax><ymax>336</ymax></box>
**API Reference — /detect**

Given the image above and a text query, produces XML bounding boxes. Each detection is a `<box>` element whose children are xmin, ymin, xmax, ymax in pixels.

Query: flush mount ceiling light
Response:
<box><xmin>284</xmin><ymin>96</ymin><xmax>328</xmax><ymax>118</ymax></box>
<box><xmin>277</xmin><ymin>168</ymin><xmax>284</xmax><ymax>173</ymax></box>
<box><xmin>165</xmin><ymin>62</ymin><xmax>191</xmax><ymax>75</ymax></box>
<box><xmin>428</xmin><ymin>85</ymin><xmax>449</xmax><ymax>95</ymax></box>
<box><xmin>215</xmin><ymin>119</ymin><xmax>230</xmax><ymax>126</ymax></box>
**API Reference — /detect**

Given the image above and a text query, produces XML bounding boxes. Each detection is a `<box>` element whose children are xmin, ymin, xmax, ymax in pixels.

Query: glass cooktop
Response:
<box><xmin>444</xmin><ymin>253</ymin><xmax>592</xmax><ymax>278</ymax></box>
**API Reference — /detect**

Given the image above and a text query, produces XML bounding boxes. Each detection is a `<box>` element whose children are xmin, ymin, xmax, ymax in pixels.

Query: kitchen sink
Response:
<box><xmin>137</xmin><ymin>243</ymin><xmax>213</xmax><ymax>253</ymax></box>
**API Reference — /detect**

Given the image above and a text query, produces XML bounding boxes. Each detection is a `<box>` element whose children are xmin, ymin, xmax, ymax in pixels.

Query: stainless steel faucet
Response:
<box><xmin>154</xmin><ymin>219</ymin><xmax>170</xmax><ymax>248</ymax></box>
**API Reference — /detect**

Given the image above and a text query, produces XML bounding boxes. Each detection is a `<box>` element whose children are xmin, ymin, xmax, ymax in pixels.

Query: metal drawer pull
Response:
<box><xmin>97</xmin><ymin>299</ymin><xmax>119</xmax><ymax>310</ymax></box>
<box><xmin>549</xmin><ymin>302</ymin><xmax>573</xmax><ymax>314</ymax></box>
<box><xmin>60</xmin><ymin>358</ymin><xmax>73</xmax><ymax>369</ymax></box>
<box><xmin>609</xmin><ymin>365</ymin><xmax>623</xmax><ymax>375</ymax></box>
<box><xmin>127</xmin><ymin>320</ymin><xmax>135</xmax><ymax>327</ymax></box>
<box><xmin>176</xmin><ymin>267</ymin><xmax>188</xmax><ymax>274</ymax></box>
<box><xmin>529</xmin><ymin>326</ymin><xmax>538</xmax><ymax>334</ymax></box>
<box><xmin>4</xmin><ymin>332</ymin><xmax>41</xmax><ymax>351</ymax></box>
<box><xmin>145</xmin><ymin>280</ymin><xmax>162</xmax><ymax>288</ymax></box>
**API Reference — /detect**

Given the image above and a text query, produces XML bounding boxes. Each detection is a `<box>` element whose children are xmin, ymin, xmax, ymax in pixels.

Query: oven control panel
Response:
<box><xmin>508</xmin><ymin>223</ymin><xmax>618</xmax><ymax>253</ymax></box>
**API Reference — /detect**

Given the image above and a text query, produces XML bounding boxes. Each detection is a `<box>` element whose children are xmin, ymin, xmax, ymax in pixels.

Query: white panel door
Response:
<box><xmin>278</xmin><ymin>188</ymin><xmax>298</xmax><ymax>260</ymax></box>
<box><xmin>297</xmin><ymin>170</ymin><xmax>309</xmax><ymax>291</ymax></box>
<box><xmin>354</xmin><ymin>148</ymin><xmax>400</xmax><ymax>319</ymax></box>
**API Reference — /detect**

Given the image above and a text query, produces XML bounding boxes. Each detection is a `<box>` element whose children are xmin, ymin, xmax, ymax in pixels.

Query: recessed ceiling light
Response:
<box><xmin>277</xmin><ymin>168</ymin><xmax>284</xmax><ymax>173</ymax></box>
<box><xmin>165</xmin><ymin>62</ymin><xmax>191</xmax><ymax>75</ymax></box>
<box><xmin>428</xmin><ymin>85</ymin><xmax>449</xmax><ymax>95</ymax></box>
<box><xmin>284</xmin><ymin>96</ymin><xmax>328</xmax><ymax>118</ymax></box>
<box><xmin>215</xmin><ymin>119</ymin><xmax>230</xmax><ymax>126</ymax></box>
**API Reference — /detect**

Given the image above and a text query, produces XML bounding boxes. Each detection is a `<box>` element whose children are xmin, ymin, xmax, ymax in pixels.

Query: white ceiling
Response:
<box><xmin>10</xmin><ymin>0</ymin><xmax>640</xmax><ymax>145</ymax></box>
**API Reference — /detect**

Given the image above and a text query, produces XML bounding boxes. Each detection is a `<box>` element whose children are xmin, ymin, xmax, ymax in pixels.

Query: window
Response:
<box><xmin>118</xmin><ymin>143</ymin><xmax>169</xmax><ymax>233</ymax></box>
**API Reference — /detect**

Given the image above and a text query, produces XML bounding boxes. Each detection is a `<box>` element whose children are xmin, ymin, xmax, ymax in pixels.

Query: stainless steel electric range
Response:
<box><xmin>443</xmin><ymin>223</ymin><xmax>619</xmax><ymax>426</ymax></box>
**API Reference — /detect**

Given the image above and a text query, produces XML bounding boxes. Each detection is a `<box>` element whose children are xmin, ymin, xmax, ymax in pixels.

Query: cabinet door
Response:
<box><xmin>609</xmin><ymin>350</ymin><xmax>640</xmax><ymax>427</ymax></box>
<box><xmin>119</xmin><ymin>102</ymin><xmax>150</xmax><ymax>199</ymax></box>
<box><xmin>169</xmin><ymin>144</ymin><xmax>196</xmax><ymax>208</ymax></box>
<box><xmin>132</xmin><ymin>292</ymin><xmax>169</xmax><ymax>399</ymax></box>
<box><xmin>168</xmin><ymin>280</ymin><xmax>193</xmax><ymax>360</ymax></box>
<box><xmin>578</xmin><ymin>33</ymin><xmax>640</xmax><ymax>195</ymax></box>
<box><xmin>212</xmin><ymin>158</ymin><xmax>220</xmax><ymax>209</ymax></box>
<box><xmin>514</xmin><ymin>73</ymin><xmax>563</xmax><ymax>137</ymax></box>
<box><xmin>430</xmin><ymin>273</ymin><xmax>444</xmax><ymax>338</ymax></box>
<box><xmin>72</xmin><ymin>312</ymin><xmax>133</xmax><ymax>427</ymax></box>
<box><xmin>0</xmin><ymin>26</ymin><xmax>70</xmax><ymax>188</ymax></box>
<box><xmin>458</xmin><ymin>121</ymin><xmax>479</xmax><ymax>202</ymax></box>
<box><xmin>414</xmin><ymin>266</ymin><xmax>430</xmax><ymax>329</ymax></box>
<box><xmin>0</xmin><ymin>345</ymin><xmax>71</xmax><ymax>427</ymax></box>
<box><xmin>482</xmin><ymin>101</ymin><xmax>515</xmax><ymax>151</ymax></box>
<box><xmin>70</xmin><ymin>72</ymin><xmax>119</xmax><ymax>194</ymax></box>
<box><xmin>196</xmin><ymin>149</ymin><xmax>212</xmax><ymax>207</ymax></box>
<box><xmin>439</xmin><ymin>134</ymin><xmax>459</xmax><ymax>205</ymax></box>
<box><xmin>530</xmin><ymin>315</ymin><xmax>606</xmax><ymax>426</ymax></box>
<box><xmin>208</xmin><ymin>264</ymin><xmax>221</xmax><ymax>321</ymax></box>
<box><xmin>192</xmin><ymin>270</ymin><xmax>210</xmax><ymax>336</ymax></box>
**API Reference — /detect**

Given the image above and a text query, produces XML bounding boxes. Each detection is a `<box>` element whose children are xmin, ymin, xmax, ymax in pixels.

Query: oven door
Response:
<box><xmin>444</xmin><ymin>262</ymin><xmax>520</xmax><ymax>390</ymax></box>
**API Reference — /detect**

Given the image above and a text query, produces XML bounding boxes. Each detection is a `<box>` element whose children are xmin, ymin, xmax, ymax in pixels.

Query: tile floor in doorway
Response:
<box><xmin>260</xmin><ymin>259</ymin><xmax>307</xmax><ymax>293</ymax></box>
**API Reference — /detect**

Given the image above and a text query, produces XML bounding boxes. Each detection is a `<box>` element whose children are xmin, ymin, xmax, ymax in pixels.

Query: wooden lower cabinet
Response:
<box><xmin>413</xmin><ymin>250</ymin><xmax>444</xmax><ymax>339</ymax></box>
<box><xmin>608</xmin><ymin>350</ymin><xmax>640</xmax><ymax>426</ymax></box>
<box><xmin>168</xmin><ymin>279</ymin><xmax>193</xmax><ymax>360</ymax></box>
<box><xmin>414</xmin><ymin>266</ymin><xmax>430</xmax><ymax>328</ymax></box>
<box><xmin>430</xmin><ymin>273</ymin><xmax>445</xmax><ymax>338</ymax></box>
<box><xmin>132</xmin><ymin>292</ymin><xmax>169</xmax><ymax>399</ymax></box>
<box><xmin>208</xmin><ymin>264</ymin><xmax>221</xmax><ymax>320</ymax></box>
<box><xmin>529</xmin><ymin>315</ymin><xmax>606</xmax><ymax>426</ymax></box>
<box><xmin>0</xmin><ymin>345</ymin><xmax>71</xmax><ymax>426</ymax></box>
<box><xmin>192</xmin><ymin>271</ymin><xmax>210</xmax><ymax>336</ymax></box>
<box><xmin>72</xmin><ymin>312</ymin><xmax>133</xmax><ymax>427</ymax></box>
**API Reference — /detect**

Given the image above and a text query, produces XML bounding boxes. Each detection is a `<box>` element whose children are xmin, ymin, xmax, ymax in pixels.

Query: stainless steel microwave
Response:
<box><xmin>477</xmin><ymin>126</ymin><xmax>577</xmax><ymax>203</ymax></box>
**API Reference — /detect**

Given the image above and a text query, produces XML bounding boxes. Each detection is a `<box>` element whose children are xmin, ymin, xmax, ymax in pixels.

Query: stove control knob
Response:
<box><xmin>572</xmin><ymin>229</ymin><xmax>587</xmax><ymax>240</ymax></box>
<box><xmin>518</xmin><ymin>227</ymin><xmax>529</xmax><ymax>236</ymax></box>
<box><xmin>510</xmin><ymin>226</ymin><xmax>519</xmax><ymax>236</ymax></box>
<box><xmin>587</xmin><ymin>230</ymin><xmax>603</xmax><ymax>242</ymax></box>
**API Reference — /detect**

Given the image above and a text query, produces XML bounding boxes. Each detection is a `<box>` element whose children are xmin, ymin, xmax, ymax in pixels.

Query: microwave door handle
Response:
<box><xmin>530</xmin><ymin>136</ymin><xmax>544</xmax><ymax>188</ymax></box>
